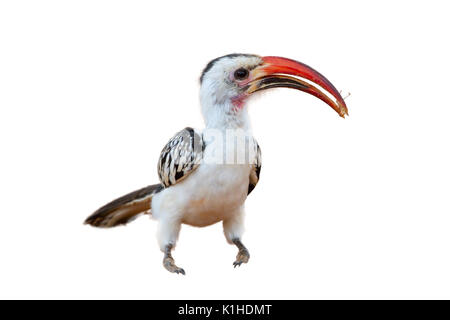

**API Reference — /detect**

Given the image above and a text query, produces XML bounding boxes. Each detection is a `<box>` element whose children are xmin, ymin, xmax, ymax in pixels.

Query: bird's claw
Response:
<box><xmin>233</xmin><ymin>249</ymin><xmax>250</xmax><ymax>268</ymax></box>
<box><xmin>163</xmin><ymin>257</ymin><xmax>185</xmax><ymax>275</ymax></box>
<box><xmin>175</xmin><ymin>268</ymin><xmax>186</xmax><ymax>275</ymax></box>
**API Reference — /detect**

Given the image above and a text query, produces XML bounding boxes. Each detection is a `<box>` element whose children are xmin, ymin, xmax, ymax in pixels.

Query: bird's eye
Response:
<box><xmin>234</xmin><ymin>68</ymin><xmax>249</xmax><ymax>80</ymax></box>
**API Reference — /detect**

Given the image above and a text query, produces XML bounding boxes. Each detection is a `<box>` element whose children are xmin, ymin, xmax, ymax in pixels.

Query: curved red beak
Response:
<box><xmin>247</xmin><ymin>56</ymin><xmax>348</xmax><ymax>118</ymax></box>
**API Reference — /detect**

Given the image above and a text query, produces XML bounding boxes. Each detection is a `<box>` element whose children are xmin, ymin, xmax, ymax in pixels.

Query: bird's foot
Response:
<box><xmin>233</xmin><ymin>248</ymin><xmax>250</xmax><ymax>268</ymax></box>
<box><xmin>163</xmin><ymin>256</ymin><xmax>185</xmax><ymax>275</ymax></box>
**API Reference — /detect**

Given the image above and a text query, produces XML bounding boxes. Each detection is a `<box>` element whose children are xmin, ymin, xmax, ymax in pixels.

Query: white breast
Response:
<box><xmin>151</xmin><ymin>134</ymin><xmax>255</xmax><ymax>227</ymax></box>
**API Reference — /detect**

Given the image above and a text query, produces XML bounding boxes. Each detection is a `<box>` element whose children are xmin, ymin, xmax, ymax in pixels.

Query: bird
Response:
<box><xmin>84</xmin><ymin>53</ymin><xmax>348</xmax><ymax>275</ymax></box>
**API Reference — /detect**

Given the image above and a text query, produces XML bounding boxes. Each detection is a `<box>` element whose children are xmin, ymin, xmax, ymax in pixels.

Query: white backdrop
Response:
<box><xmin>1</xmin><ymin>0</ymin><xmax>449</xmax><ymax>299</ymax></box>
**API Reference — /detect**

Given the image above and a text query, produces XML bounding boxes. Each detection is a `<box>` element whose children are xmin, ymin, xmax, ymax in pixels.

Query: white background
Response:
<box><xmin>1</xmin><ymin>0</ymin><xmax>449</xmax><ymax>299</ymax></box>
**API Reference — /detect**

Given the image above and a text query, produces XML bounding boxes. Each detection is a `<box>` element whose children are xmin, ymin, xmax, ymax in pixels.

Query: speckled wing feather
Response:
<box><xmin>248</xmin><ymin>139</ymin><xmax>261</xmax><ymax>195</ymax></box>
<box><xmin>157</xmin><ymin>127</ymin><xmax>204</xmax><ymax>187</ymax></box>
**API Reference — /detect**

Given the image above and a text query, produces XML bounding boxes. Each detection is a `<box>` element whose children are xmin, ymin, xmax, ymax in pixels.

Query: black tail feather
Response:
<box><xmin>84</xmin><ymin>184</ymin><xmax>163</xmax><ymax>228</ymax></box>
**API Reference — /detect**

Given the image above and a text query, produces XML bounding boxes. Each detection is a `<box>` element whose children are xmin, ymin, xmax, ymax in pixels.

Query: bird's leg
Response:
<box><xmin>163</xmin><ymin>244</ymin><xmax>185</xmax><ymax>275</ymax></box>
<box><xmin>158</xmin><ymin>219</ymin><xmax>184</xmax><ymax>275</ymax></box>
<box><xmin>223</xmin><ymin>208</ymin><xmax>249</xmax><ymax>268</ymax></box>
<box><xmin>232</xmin><ymin>238</ymin><xmax>250</xmax><ymax>268</ymax></box>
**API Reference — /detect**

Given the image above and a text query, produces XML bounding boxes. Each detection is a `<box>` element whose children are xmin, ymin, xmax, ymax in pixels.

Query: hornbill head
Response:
<box><xmin>200</xmin><ymin>54</ymin><xmax>348</xmax><ymax>118</ymax></box>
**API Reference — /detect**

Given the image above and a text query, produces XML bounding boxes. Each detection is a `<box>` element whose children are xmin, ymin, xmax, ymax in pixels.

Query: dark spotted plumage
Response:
<box><xmin>158</xmin><ymin>127</ymin><xmax>260</xmax><ymax>194</ymax></box>
<box><xmin>248</xmin><ymin>141</ymin><xmax>262</xmax><ymax>195</ymax></box>
<box><xmin>157</xmin><ymin>127</ymin><xmax>204</xmax><ymax>187</ymax></box>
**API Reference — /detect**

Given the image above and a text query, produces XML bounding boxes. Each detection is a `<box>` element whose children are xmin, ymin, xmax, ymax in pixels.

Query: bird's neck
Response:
<box><xmin>201</xmin><ymin>100</ymin><xmax>252</xmax><ymax>131</ymax></box>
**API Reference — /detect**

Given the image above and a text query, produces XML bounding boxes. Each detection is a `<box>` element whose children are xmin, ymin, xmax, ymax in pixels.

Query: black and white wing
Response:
<box><xmin>157</xmin><ymin>127</ymin><xmax>204</xmax><ymax>187</ymax></box>
<box><xmin>248</xmin><ymin>139</ymin><xmax>261</xmax><ymax>195</ymax></box>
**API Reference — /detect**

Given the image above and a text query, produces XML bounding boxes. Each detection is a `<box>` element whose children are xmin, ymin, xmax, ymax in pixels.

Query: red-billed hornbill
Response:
<box><xmin>85</xmin><ymin>54</ymin><xmax>348</xmax><ymax>275</ymax></box>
